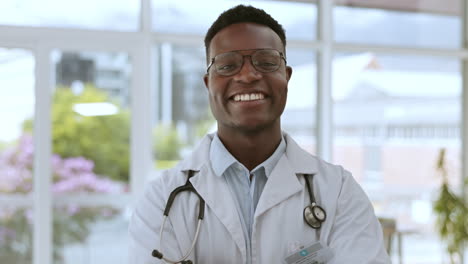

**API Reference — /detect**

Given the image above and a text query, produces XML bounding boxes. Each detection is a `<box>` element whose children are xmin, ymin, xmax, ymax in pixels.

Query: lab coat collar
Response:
<box><xmin>179</xmin><ymin>132</ymin><xmax>317</xmax><ymax>173</ymax></box>
<box><xmin>176</xmin><ymin>132</ymin><xmax>320</xmax><ymax>262</ymax></box>
<box><xmin>178</xmin><ymin>133</ymin><xmax>214</xmax><ymax>171</ymax></box>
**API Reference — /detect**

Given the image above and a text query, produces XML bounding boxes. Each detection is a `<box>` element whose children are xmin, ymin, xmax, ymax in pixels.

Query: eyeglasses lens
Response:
<box><xmin>252</xmin><ymin>50</ymin><xmax>281</xmax><ymax>72</ymax></box>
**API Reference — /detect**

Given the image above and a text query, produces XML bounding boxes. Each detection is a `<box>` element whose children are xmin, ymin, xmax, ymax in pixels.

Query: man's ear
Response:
<box><xmin>286</xmin><ymin>66</ymin><xmax>293</xmax><ymax>82</ymax></box>
<box><xmin>203</xmin><ymin>74</ymin><xmax>209</xmax><ymax>90</ymax></box>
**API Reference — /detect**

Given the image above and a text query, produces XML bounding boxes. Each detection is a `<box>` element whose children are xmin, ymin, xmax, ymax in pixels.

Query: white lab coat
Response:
<box><xmin>129</xmin><ymin>133</ymin><xmax>391</xmax><ymax>264</ymax></box>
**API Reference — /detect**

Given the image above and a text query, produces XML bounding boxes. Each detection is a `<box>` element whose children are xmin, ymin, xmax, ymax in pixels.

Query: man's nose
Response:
<box><xmin>232</xmin><ymin>58</ymin><xmax>262</xmax><ymax>82</ymax></box>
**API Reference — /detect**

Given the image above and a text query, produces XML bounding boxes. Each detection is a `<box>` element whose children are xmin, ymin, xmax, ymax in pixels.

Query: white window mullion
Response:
<box><xmin>334</xmin><ymin>43</ymin><xmax>468</xmax><ymax>58</ymax></box>
<box><xmin>140</xmin><ymin>0</ymin><xmax>152</xmax><ymax>33</ymax></box>
<box><xmin>130</xmin><ymin>0</ymin><xmax>154</xmax><ymax>199</ymax></box>
<box><xmin>130</xmin><ymin>42</ymin><xmax>153</xmax><ymax>199</ymax></box>
<box><xmin>461</xmin><ymin>0</ymin><xmax>468</xmax><ymax>263</ymax></box>
<box><xmin>316</xmin><ymin>0</ymin><xmax>333</xmax><ymax>162</ymax></box>
<box><xmin>462</xmin><ymin>0</ymin><xmax>468</xmax><ymax>202</ymax></box>
<box><xmin>33</xmin><ymin>43</ymin><xmax>52</xmax><ymax>264</ymax></box>
<box><xmin>462</xmin><ymin>61</ymin><xmax>468</xmax><ymax>264</ymax></box>
<box><xmin>161</xmin><ymin>43</ymin><xmax>173</xmax><ymax>123</ymax></box>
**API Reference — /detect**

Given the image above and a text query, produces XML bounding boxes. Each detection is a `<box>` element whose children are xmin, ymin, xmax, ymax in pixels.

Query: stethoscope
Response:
<box><xmin>152</xmin><ymin>171</ymin><xmax>326</xmax><ymax>264</ymax></box>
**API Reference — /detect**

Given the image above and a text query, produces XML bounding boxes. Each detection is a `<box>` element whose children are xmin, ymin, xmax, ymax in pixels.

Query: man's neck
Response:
<box><xmin>217</xmin><ymin>127</ymin><xmax>282</xmax><ymax>171</ymax></box>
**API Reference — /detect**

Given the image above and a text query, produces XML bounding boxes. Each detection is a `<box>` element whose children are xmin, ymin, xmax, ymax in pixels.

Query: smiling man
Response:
<box><xmin>203</xmin><ymin>21</ymin><xmax>291</xmax><ymax>171</ymax></box>
<box><xmin>129</xmin><ymin>5</ymin><xmax>390</xmax><ymax>264</ymax></box>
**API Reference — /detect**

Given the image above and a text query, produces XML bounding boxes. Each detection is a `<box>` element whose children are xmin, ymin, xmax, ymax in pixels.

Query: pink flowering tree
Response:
<box><xmin>0</xmin><ymin>134</ymin><xmax>124</xmax><ymax>263</ymax></box>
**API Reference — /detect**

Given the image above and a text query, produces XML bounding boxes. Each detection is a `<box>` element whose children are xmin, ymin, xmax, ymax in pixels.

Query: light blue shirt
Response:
<box><xmin>209</xmin><ymin>134</ymin><xmax>286</xmax><ymax>264</ymax></box>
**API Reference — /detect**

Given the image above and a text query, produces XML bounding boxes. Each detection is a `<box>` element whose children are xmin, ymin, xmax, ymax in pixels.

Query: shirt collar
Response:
<box><xmin>259</xmin><ymin>136</ymin><xmax>285</xmax><ymax>177</ymax></box>
<box><xmin>210</xmin><ymin>134</ymin><xmax>237</xmax><ymax>177</ymax></box>
<box><xmin>209</xmin><ymin>133</ymin><xmax>286</xmax><ymax>178</ymax></box>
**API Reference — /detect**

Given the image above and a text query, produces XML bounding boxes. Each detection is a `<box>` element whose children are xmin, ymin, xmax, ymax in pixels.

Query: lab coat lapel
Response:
<box><xmin>188</xmin><ymin>158</ymin><xmax>247</xmax><ymax>263</ymax></box>
<box><xmin>255</xmin><ymin>133</ymin><xmax>318</xmax><ymax>218</ymax></box>
<box><xmin>254</xmin><ymin>155</ymin><xmax>303</xmax><ymax>218</ymax></box>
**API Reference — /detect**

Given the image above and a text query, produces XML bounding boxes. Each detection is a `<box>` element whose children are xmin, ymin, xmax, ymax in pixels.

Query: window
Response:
<box><xmin>333</xmin><ymin>53</ymin><xmax>461</xmax><ymax>263</ymax></box>
<box><xmin>0</xmin><ymin>0</ymin><xmax>139</xmax><ymax>31</ymax></box>
<box><xmin>334</xmin><ymin>1</ymin><xmax>461</xmax><ymax>48</ymax></box>
<box><xmin>51</xmin><ymin>51</ymin><xmax>131</xmax><ymax>263</ymax></box>
<box><xmin>282</xmin><ymin>48</ymin><xmax>316</xmax><ymax>153</ymax></box>
<box><xmin>152</xmin><ymin>44</ymin><xmax>212</xmax><ymax>170</ymax></box>
<box><xmin>152</xmin><ymin>0</ymin><xmax>317</xmax><ymax>41</ymax></box>
<box><xmin>0</xmin><ymin>47</ymin><xmax>35</xmax><ymax>264</ymax></box>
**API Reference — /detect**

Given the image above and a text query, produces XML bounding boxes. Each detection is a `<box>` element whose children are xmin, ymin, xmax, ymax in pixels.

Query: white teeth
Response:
<box><xmin>233</xmin><ymin>93</ymin><xmax>265</xmax><ymax>102</ymax></box>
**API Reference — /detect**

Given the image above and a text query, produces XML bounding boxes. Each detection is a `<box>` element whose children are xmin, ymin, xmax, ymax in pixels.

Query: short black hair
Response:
<box><xmin>204</xmin><ymin>5</ymin><xmax>286</xmax><ymax>62</ymax></box>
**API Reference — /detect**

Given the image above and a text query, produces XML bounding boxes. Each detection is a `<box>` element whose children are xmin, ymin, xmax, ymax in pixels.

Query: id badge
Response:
<box><xmin>284</xmin><ymin>242</ymin><xmax>334</xmax><ymax>264</ymax></box>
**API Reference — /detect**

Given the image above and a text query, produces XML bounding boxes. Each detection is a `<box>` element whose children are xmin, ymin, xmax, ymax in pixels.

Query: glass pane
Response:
<box><xmin>282</xmin><ymin>49</ymin><xmax>316</xmax><ymax>154</ymax></box>
<box><xmin>153</xmin><ymin>44</ymin><xmax>212</xmax><ymax>171</ymax></box>
<box><xmin>51</xmin><ymin>51</ymin><xmax>131</xmax><ymax>193</ymax></box>
<box><xmin>152</xmin><ymin>0</ymin><xmax>317</xmax><ymax>41</ymax></box>
<box><xmin>332</xmin><ymin>53</ymin><xmax>461</xmax><ymax>263</ymax></box>
<box><xmin>334</xmin><ymin>2</ymin><xmax>461</xmax><ymax>49</ymax></box>
<box><xmin>0</xmin><ymin>205</ymin><xmax>33</xmax><ymax>264</ymax></box>
<box><xmin>0</xmin><ymin>48</ymin><xmax>35</xmax><ymax>194</ymax></box>
<box><xmin>53</xmin><ymin>205</ymin><xmax>127</xmax><ymax>264</ymax></box>
<box><xmin>0</xmin><ymin>0</ymin><xmax>139</xmax><ymax>31</ymax></box>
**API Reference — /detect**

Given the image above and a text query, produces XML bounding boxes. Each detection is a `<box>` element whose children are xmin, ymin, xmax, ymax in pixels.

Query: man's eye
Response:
<box><xmin>256</xmin><ymin>61</ymin><xmax>278</xmax><ymax>70</ymax></box>
<box><xmin>217</xmin><ymin>64</ymin><xmax>236</xmax><ymax>71</ymax></box>
<box><xmin>258</xmin><ymin>61</ymin><xmax>277</xmax><ymax>66</ymax></box>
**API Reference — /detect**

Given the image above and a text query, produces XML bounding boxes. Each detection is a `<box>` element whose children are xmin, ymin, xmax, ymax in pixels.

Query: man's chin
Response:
<box><xmin>233</xmin><ymin>120</ymin><xmax>279</xmax><ymax>134</ymax></box>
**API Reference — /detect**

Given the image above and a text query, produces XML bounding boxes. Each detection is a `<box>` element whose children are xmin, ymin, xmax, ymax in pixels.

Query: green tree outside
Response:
<box><xmin>23</xmin><ymin>85</ymin><xmax>130</xmax><ymax>182</ymax></box>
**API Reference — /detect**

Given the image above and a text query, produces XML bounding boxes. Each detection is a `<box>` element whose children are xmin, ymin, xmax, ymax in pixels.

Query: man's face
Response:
<box><xmin>204</xmin><ymin>23</ymin><xmax>292</xmax><ymax>135</ymax></box>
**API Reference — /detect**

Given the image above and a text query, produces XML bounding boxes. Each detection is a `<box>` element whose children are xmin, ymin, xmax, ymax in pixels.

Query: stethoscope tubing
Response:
<box><xmin>303</xmin><ymin>174</ymin><xmax>315</xmax><ymax>205</ymax></box>
<box><xmin>158</xmin><ymin>216</ymin><xmax>202</xmax><ymax>263</ymax></box>
<box><xmin>154</xmin><ymin>170</ymin><xmax>204</xmax><ymax>264</ymax></box>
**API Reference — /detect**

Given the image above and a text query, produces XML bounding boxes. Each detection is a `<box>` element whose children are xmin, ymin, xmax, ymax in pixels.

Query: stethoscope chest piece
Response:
<box><xmin>302</xmin><ymin>173</ymin><xmax>326</xmax><ymax>230</ymax></box>
<box><xmin>303</xmin><ymin>203</ymin><xmax>326</xmax><ymax>229</ymax></box>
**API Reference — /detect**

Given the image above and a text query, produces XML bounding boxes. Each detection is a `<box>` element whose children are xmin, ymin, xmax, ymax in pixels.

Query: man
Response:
<box><xmin>129</xmin><ymin>5</ymin><xmax>390</xmax><ymax>264</ymax></box>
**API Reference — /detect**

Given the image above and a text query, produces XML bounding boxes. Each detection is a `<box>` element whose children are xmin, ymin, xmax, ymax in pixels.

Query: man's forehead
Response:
<box><xmin>208</xmin><ymin>23</ymin><xmax>284</xmax><ymax>58</ymax></box>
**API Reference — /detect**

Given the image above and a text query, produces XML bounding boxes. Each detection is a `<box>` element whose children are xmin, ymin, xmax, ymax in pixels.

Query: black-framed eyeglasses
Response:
<box><xmin>206</xmin><ymin>49</ymin><xmax>287</xmax><ymax>76</ymax></box>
